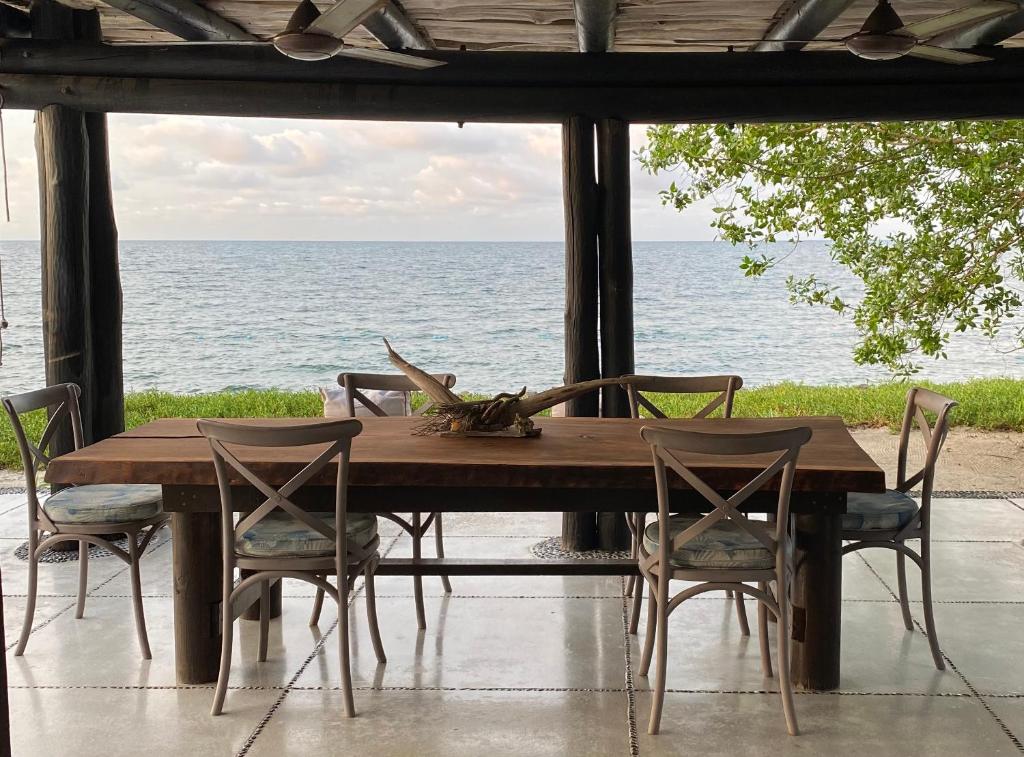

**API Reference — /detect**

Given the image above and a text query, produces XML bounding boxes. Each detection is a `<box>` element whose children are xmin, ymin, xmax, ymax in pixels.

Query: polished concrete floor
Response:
<box><xmin>2</xmin><ymin>495</ymin><xmax>1023</xmax><ymax>756</ymax></box>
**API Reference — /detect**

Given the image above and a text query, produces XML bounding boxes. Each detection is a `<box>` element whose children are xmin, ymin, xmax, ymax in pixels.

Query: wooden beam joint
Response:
<box><xmin>362</xmin><ymin>0</ymin><xmax>432</xmax><ymax>50</ymax></box>
<box><xmin>573</xmin><ymin>0</ymin><xmax>617</xmax><ymax>52</ymax></box>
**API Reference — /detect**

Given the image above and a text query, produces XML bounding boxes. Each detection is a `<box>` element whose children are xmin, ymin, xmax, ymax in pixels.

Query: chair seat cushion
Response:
<box><xmin>43</xmin><ymin>484</ymin><xmax>163</xmax><ymax>525</ymax></box>
<box><xmin>842</xmin><ymin>490</ymin><xmax>919</xmax><ymax>531</ymax></box>
<box><xmin>643</xmin><ymin>515</ymin><xmax>775</xmax><ymax>570</ymax></box>
<box><xmin>236</xmin><ymin>511</ymin><xmax>379</xmax><ymax>558</ymax></box>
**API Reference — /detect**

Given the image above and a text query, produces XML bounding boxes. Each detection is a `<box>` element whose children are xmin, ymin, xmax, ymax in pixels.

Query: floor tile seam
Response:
<box><xmin>855</xmin><ymin>553</ymin><xmax>1024</xmax><ymax>754</ymax></box>
<box><xmin>289</xmin><ymin>685</ymin><xmax>634</xmax><ymax>693</ymax></box>
<box><xmin>5</xmin><ymin>684</ymin><xmax>287</xmax><ymax>691</ymax></box>
<box><xmin>620</xmin><ymin>578</ymin><xmax>640</xmax><ymax>757</ymax></box>
<box><xmin>362</xmin><ymin>593</ymin><xmax>628</xmax><ymax>600</ymax></box>
<box><xmin>655</xmin><ymin>688</ymin><xmax>978</xmax><ymax>697</ymax></box>
<box><xmin>233</xmin><ymin>532</ymin><xmax>401</xmax><ymax>757</ymax></box>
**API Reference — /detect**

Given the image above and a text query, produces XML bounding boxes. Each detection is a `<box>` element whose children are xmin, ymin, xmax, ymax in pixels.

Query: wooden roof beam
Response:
<box><xmin>362</xmin><ymin>0</ymin><xmax>432</xmax><ymax>50</ymax></box>
<box><xmin>930</xmin><ymin>6</ymin><xmax>1024</xmax><ymax>48</ymax></box>
<box><xmin>573</xmin><ymin>0</ymin><xmax>617</xmax><ymax>52</ymax></box>
<box><xmin>753</xmin><ymin>0</ymin><xmax>856</xmax><ymax>52</ymax></box>
<box><xmin>0</xmin><ymin>2</ymin><xmax>32</xmax><ymax>37</ymax></box>
<box><xmin>99</xmin><ymin>0</ymin><xmax>256</xmax><ymax>41</ymax></box>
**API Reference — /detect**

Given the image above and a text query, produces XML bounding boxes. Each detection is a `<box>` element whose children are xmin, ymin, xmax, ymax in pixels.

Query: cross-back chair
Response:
<box><xmin>199</xmin><ymin>417</ymin><xmax>386</xmax><ymax>717</ymax></box>
<box><xmin>2</xmin><ymin>383</ymin><xmax>168</xmax><ymax>659</ymax></box>
<box><xmin>310</xmin><ymin>371</ymin><xmax>457</xmax><ymax>631</ymax></box>
<box><xmin>619</xmin><ymin>374</ymin><xmax>747</xmax><ymax>635</ymax></box>
<box><xmin>841</xmin><ymin>387</ymin><xmax>957</xmax><ymax>671</ymax></box>
<box><xmin>638</xmin><ymin>424</ymin><xmax>811</xmax><ymax>736</ymax></box>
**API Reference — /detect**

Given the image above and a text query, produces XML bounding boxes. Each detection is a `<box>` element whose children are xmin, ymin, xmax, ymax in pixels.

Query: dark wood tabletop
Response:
<box><xmin>46</xmin><ymin>415</ymin><xmax>885</xmax><ymax>494</ymax></box>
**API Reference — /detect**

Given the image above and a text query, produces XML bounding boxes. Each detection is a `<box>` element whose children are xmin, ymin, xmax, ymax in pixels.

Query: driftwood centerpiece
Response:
<box><xmin>384</xmin><ymin>339</ymin><xmax>621</xmax><ymax>437</ymax></box>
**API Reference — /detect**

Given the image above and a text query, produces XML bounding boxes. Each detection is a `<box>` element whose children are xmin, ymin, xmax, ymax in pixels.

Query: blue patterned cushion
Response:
<box><xmin>842</xmin><ymin>490</ymin><xmax>919</xmax><ymax>531</ymax></box>
<box><xmin>43</xmin><ymin>484</ymin><xmax>163</xmax><ymax>524</ymax></box>
<box><xmin>643</xmin><ymin>515</ymin><xmax>775</xmax><ymax>570</ymax></box>
<box><xmin>236</xmin><ymin>511</ymin><xmax>378</xmax><ymax>558</ymax></box>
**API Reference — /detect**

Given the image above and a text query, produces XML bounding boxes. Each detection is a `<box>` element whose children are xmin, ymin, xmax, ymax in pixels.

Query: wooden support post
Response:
<box><xmin>596</xmin><ymin>117</ymin><xmax>634</xmax><ymax>419</ymax></box>
<box><xmin>32</xmin><ymin>1</ymin><xmax>125</xmax><ymax>450</ymax></box>
<box><xmin>79</xmin><ymin>9</ymin><xmax>125</xmax><ymax>442</ymax></box>
<box><xmin>595</xmin><ymin>117</ymin><xmax>634</xmax><ymax>551</ymax></box>
<box><xmin>561</xmin><ymin>115</ymin><xmax>600</xmax><ymax>551</ymax></box>
<box><xmin>36</xmin><ymin>102</ymin><xmax>93</xmax><ymax>450</ymax></box>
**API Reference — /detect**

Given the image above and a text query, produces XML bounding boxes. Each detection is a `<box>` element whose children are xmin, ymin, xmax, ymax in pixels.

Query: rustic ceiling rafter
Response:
<box><xmin>98</xmin><ymin>0</ymin><xmax>255</xmax><ymax>41</ymax></box>
<box><xmin>753</xmin><ymin>0</ymin><xmax>856</xmax><ymax>52</ymax></box>
<box><xmin>572</xmin><ymin>0</ymin><xmax>617</xmax><ymax>52</ymax></box>
<box><xmin>363</xmin><ymin>0</ymin><xmax>433</xmax><ymax>50</ymax></box>
<box><xmin>930</xmin><ymin>5</ymin><xmax>1024</xmax><ymax>48</ymax></box>
<box><xmin>0</xmin><ymin>2</ymin><xmax>31</xmax><ymax>36</ymax></box>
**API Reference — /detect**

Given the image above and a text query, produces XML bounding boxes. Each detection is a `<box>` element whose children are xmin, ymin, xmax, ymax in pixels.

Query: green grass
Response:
<box><xmin>2</xmin><ymin>378</ymin><xmax>1021</xmax><ymax>470</ymax></box>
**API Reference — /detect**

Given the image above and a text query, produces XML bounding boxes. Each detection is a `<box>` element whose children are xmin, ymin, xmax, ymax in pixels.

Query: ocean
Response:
<box><xmin>0</xmin><ymin>240</ymin><xmax>1022</xmax><ymax>395</ymax></box>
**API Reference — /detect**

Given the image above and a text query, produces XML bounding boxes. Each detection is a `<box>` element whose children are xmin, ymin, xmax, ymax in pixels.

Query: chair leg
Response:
<box><xmin>309</xmin><ymin>586</ymin><xmax>325</xmax><ymax>626</ymax></box>
<box><xmin>412</xmin><ymin>513</ymin><xmax>426</xmax><ymax>631</ymax></box>
<box><xmin>647</xmin><ymin>578</ymin><xmax>670</xmax><ymax>735</ymax></box>
<box><xmin>639</xmin><ymin>584</ymin><xmax>657</xmax><ymax>676</ymax></box>
<box><xmin>896</xmin><ymin>551</ymin><xmax>914</xmax><ymax>631</ymax></box>
<box><xmin>75</xmin><ymin>540</ymin><xmax>89</xmax><ymax>619</ymax></box>
<box><xmin>211</xmin><ymin>589</ymin><xmax>234</xmax><ymax>716</ymax></box>
<box><xmin>757</xmin><ymin>583</ymin><xmax>773</xmax><ymax>679</ymax></box>
<box><xmin>257</xmin><ymin>580</ymin><xmax>270</xmax><ymax>663</ymax></box>
<box><xmin>625</xmin><ymin>515</ymin><xmax>638</xmax><ymax>598</ymax></box>
<box><xmin>776</xmin><ymin>578</ymin><xmax>799</xmax><ymax>736</ymax></box>
<box><xmin>920</xmin><ymin>541</ymin><xmax>945</xmax><ymax>671</ymax></box>
<box><xmin>364</xmin><ymin>565</ymin><xmax>387</xmax><ymax>664</ymax></box>
<box><xmin>628</xmin><ymin>573</ymin><xmax>643</xmax><ymax>635</ymax></box>
<box><xmin>15</xmin><ymin>531</ymin><xmax>40</xmax><ymax>656</ymax></box>
<box><xmin>734</xmin><ymin>587</ymin><xmax>750</xmax><ymax>637</ymax></box>
<box><xmin>127</xmin><ymin>532</ymin><xmax>152</xmax><ymax>660</ymax></box>
<box><xmin>434</xmin><ymin>513</ymin><xmax>453</xmax><ymax>594</ymax></box>
<box><xmin>338</xmin><ymin>571</ymin><xmax>356</xmax><ymax>718</ymax></box>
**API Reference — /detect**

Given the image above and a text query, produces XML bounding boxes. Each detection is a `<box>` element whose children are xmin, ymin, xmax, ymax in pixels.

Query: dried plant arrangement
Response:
<box><xmin>383</xmin><ymin>338</ymin><xmax>620</xmax><ymax>437</ymax></box>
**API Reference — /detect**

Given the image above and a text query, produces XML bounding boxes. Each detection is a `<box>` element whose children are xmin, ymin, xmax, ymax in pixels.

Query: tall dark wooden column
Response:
<box><xmin>561</xmin><ymin>115</ymin><xmax>600</xmax><ymax>550</ymax></box>
<box><xmin>81</xmin><ymin>11</ymin><xmax>125</xmax><ymax>441</ymax></box>
<box><xmin>597</xmin><ymin>118</ymin><xmax>634</xmax><ymax>417</ymax></box>
<box><xmin>32</xmin><ymin>0</ymin><xmax>124</xmax><ymax>450</ymax></box>
<box><xmin>595</xmin><ymin>117</ymin><xmax>634</xmax><ymax>550</ymax></box>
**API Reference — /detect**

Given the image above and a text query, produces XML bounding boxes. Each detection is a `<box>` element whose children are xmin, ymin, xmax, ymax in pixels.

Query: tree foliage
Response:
<box><xmin>639</xmin><ymin>121</ymin><xmax>1024</xmax><ymax>374</ymax></box>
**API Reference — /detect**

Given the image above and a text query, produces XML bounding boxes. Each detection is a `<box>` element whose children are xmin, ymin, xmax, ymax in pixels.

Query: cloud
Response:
<box><xmin>0</xmin><ymin>112</ymin><xmax>716</xmax><ymax>241</ymax></box>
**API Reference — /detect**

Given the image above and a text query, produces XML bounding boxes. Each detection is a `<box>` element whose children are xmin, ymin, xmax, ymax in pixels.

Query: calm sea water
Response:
<box><xmin>0</xmin><ymin>240</ymin><xmax>1021</xmax><ymax>395</ymax></box>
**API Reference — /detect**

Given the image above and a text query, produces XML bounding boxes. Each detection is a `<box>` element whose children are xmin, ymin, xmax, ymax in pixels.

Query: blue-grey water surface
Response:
<box><xmin>0</xmin><ymin>240</ymin><xmax>1021</xmax><ymax>395</ymax></box>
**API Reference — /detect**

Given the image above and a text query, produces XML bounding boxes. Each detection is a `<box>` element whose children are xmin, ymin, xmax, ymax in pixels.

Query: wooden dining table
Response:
<box><xmin>46</xmin><ymin>414</ymin><xmax>884</xmax><ymax>691</ymax></box>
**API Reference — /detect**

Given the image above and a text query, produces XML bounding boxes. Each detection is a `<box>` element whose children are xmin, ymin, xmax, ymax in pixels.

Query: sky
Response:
<box><xmin>0</xmin><ymin>112</ymin><xmax>719</xmax><ymax>241</ymax></box>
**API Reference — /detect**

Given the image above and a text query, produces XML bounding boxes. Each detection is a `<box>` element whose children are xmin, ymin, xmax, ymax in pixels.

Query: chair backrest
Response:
<box><xmin>338</xmin><ymin>372</ymin><xmax>457</xmax><ymax>417</ymax></box>
<box><xmin>621</xmin><ymin>374</ymin><xmax>743</xmax><ymax>420</ymax></box>
<box><xmin>198</xmin><ymin>418</ymin><xmax>364</xmax><ymax>567</ymax></box>
<box><xmin>895</xmin><ymin>387</ymin><xmax>957</xmax><ymax>501</ymax></box>
<box><xmin>640</xmin><ymin>425</ymin><xmax>812</xmax><ymax>571</ymax></box>
<box><xmin>1</xmin><ymin>383</ymin><xmax>84</xmax><ymax>508</ymax></box>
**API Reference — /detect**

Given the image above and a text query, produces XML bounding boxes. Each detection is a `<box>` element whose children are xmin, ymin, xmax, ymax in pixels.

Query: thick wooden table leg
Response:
<box><xmin>240</xmin><ymin>569</ymin><xmax>282</xmax><ymax>621</ymax></box>
<box><xmin>171</xmin><ymin>511</ymin><xmax>222</xmax><ymax>684</ymax></box>
<box><xmin>791</xmin><ymin>502</ymin><xmax>844</xmax><ymax>691</ymax></box>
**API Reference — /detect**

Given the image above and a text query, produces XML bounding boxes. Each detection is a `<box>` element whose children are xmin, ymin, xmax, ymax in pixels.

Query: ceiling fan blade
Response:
<box><xmin>335</xmin><ymin>46</ymin><xmax>446</xmax><ymax>68</ymax></box>
<box><xmin>899</xmin><ymin>1</ymin><xmax>1017</xmax><ymax>40</ymax></box>
<box><xmin>305</xmin><ymin>0</ymin><xmax>387</xmax><ymax>39</ymax></box>
<box><xmin>906</xmin><ymin>44</ymin><xmax>993</xmax><ymax>63</ymax></box>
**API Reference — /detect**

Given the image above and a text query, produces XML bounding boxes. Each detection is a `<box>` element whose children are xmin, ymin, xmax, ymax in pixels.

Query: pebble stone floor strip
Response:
<box><xmin>2</xmin><ymin>492</ymin><xmax>1023</xmax><ymax>756</ymax></box>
